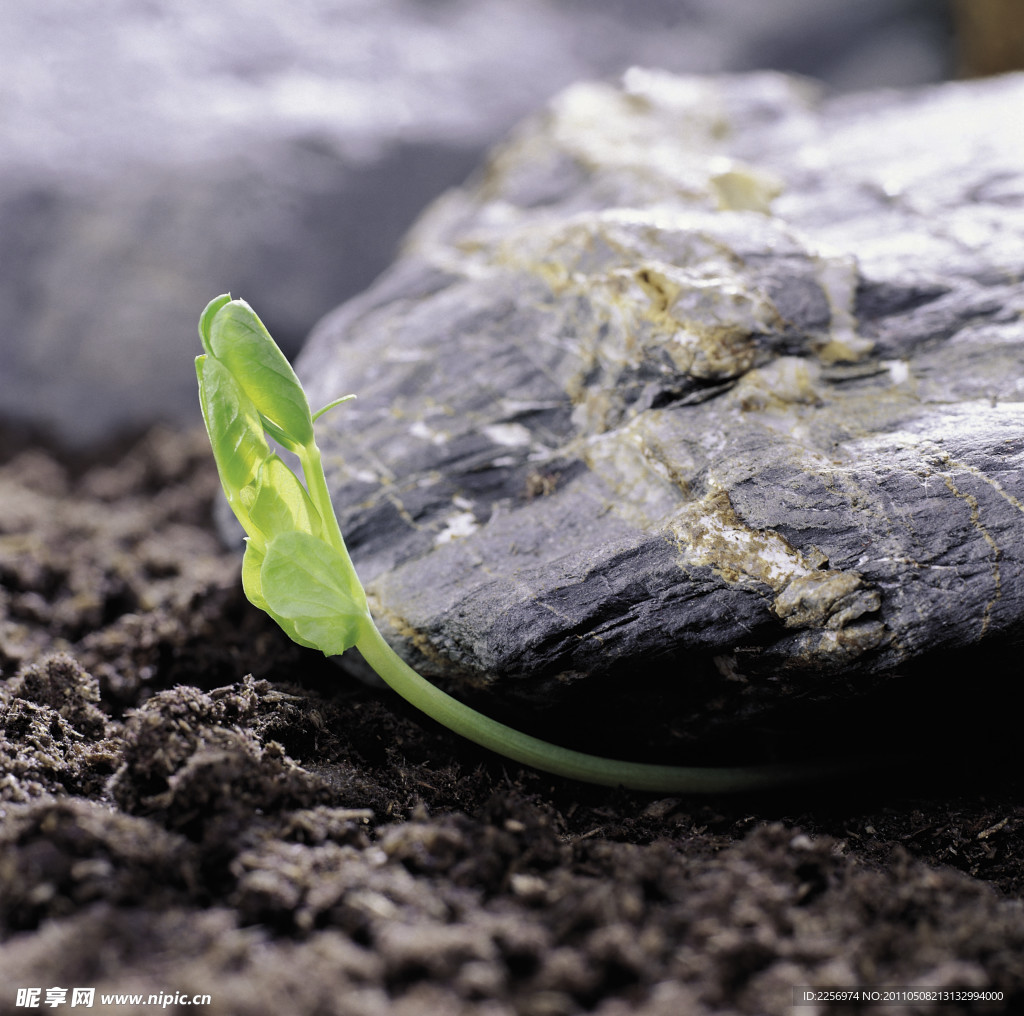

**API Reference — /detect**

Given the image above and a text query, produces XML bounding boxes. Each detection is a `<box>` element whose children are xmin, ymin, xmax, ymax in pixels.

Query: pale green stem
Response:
<box><xmin>300</xmin><ymin>443</ymin><xmax>359</xmax><ymax>568</ymax></box>
<box><xmin>355</xmin><ymin>619</ymin><xmax>860</xmax><ymax>793</ymax></box>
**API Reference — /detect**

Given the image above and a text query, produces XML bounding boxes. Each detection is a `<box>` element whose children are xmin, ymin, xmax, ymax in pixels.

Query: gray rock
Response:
<box><xmin>299</xmin><ymin>69</ymin><xmax>1024</xmax><ymax>733</ymax></box>
<box><xmin>0</xmin><ymin>0</ymin><xmax>951</xmax><ymax>446</ymax></box>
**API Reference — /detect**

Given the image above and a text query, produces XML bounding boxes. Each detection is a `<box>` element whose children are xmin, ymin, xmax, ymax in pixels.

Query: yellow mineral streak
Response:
<box><xmin>668</xmin><ymin>483</ymin><xmax>880</xmax><ymax>635</ymax></box>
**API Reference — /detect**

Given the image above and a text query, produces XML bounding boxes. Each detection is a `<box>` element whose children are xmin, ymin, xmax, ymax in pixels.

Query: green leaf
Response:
<box><xmin>247</xmin><ymin>454</ymin><xmax>322</xmax><ymax>545</ymax></box>
<box><xmin>260</xmin><ymin>531</ymin><xmax>369</xmax><ymax>656</ymax></box>
<box><xmin>242</xmin><ymin>538</ymin><xmax>327</xmax><ymax>650</ymax></box>
<box><xmin>196</xmin><ymin>353</ymin><xmax>270</xmax><ymax>531</ymax></box>
<box><xmin>198</xmin><ymin>293</ymin><xmax>233</xmax><ymax>355</ymax></box>
<box><xmin>241</xmin><ymin>539</ymin><xmax>269</xmax><ymax>610</ymax></box>
<box><xmin>206</xmin><ymin>298</ymin><xmax>314</xmax><ymax>449</ymax></box>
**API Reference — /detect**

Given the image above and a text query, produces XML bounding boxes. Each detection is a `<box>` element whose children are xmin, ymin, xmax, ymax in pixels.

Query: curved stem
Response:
<box><xmin>355</xmin><ymin>620</ymin><xmax>862</xmax><ymax>793</ymax></box>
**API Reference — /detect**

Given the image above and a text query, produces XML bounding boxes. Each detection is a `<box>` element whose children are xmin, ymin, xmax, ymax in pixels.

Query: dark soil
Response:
<box><xmin>2</xmin><ymin>426</ymin><xmax>1023</xmax><ymax>1015</ymax></box>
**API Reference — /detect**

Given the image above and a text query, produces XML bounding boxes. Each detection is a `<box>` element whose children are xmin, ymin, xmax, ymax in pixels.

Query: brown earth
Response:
<box><xmin>1</xmin><ymin>426</ymin><xmax>1023</xmax><ymax>1015</ymax></box>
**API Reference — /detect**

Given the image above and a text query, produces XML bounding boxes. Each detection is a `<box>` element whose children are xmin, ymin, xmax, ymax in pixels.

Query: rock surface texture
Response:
<box><xmin>299</xmin><ymin>70</ymin><xmax>1024</xmax><ymax>737</ymax></box>
<box><xmin>1</xmin><ymin>0</ymin><xmax>950</xmax><ymax>445</ymax></box>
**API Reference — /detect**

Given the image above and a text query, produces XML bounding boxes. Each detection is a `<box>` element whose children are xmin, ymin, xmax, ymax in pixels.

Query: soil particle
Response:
<box><xmin>2</xmin><ymin>426</ymin><xmax>1024</xmax><ymax>1014</ymax></box>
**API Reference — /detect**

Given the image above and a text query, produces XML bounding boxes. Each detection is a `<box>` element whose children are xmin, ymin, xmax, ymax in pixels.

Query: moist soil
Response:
<box><xmin>1</xmin><ymin>426</ymin><xmax>1023</xmax><ymax>1016</ymax></box>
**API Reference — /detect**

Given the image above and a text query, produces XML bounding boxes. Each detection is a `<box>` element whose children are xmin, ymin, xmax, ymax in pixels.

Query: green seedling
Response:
<box><xmin>198</xmin><ymin>295</ymin><xmax>852</xmax><ymax>792</ymax></box>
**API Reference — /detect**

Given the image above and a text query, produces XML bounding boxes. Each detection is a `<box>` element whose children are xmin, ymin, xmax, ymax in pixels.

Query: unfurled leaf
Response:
<box><xmin>260</xmin><ymin>531</ymin><xmax>368</xmax><ymax>656</ymax></box>
<box><xmin>206</xmin><ymin>298</ymin><xmax>314</xmax><ymax>449</ymax></box>
<box><xmin>247</xmin><ymin>454</ymin><xmax>322</xmax><ymax>547</ymax></box>
<box><xmin>196</xmin><ymin>353</ymin><xmax>270</xmax><ymax>530</ymax></box>
<box><xmin>242</xmin><ymin>539</ymin><xmax>327</xmax><ymax>651</ymax></box>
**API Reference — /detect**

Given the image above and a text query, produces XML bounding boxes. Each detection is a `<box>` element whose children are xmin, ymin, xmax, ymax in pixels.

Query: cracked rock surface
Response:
<box><xmin>299</xmin><ymin>70</ymin><xmax>1024</xmax><ymax>741</ymax></box>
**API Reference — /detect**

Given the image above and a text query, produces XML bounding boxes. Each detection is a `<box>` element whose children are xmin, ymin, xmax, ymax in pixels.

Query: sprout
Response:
<box><xmin>197</xmin><ymin>294</ymin><xmax>852</xmax><ymax>792</ymax></box>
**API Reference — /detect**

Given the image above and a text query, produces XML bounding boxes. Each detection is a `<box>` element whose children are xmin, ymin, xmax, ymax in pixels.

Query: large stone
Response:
<box><xmin>0</xmin><ymin>0</ymin><xmax>950</xmax><ymax>446</ymax></box>
<box><xmin>298</xmin><ymin>69</ymin><xmax>1024</xmax><ymax>737</ymax></box>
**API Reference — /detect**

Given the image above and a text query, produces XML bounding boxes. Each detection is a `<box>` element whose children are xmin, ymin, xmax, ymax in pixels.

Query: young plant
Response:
<box><xmin>197</xmin><ymin>294</ymin><xmax>846</xmax><ymax>792</ymax></box>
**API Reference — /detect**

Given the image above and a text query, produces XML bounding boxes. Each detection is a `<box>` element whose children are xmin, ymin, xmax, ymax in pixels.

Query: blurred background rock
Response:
<box><xmin>0</xmin><ymin>0</ymin><xmax>991</xmax><ymax>447</ymax></box>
